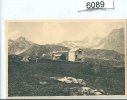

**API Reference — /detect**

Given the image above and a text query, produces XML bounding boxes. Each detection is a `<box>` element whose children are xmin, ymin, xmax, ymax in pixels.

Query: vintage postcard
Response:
<box><xmin>6</xmin><ymin>20</ymin><xmax>126</xmax><ymax>98</ymax></box>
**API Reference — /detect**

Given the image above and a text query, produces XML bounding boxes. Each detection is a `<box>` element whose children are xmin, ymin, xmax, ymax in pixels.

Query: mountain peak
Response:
<box><xmin>8</xmin><ymin>36</ymin><xmax>33</xmax><ymax>55</ymax></box>
<box><xmin>104</xmin><ymin>28</ymin><xmax>124</xmax><ymax>54</ymax></box>
<box><xmin>16</xmin><ymin>36</ymin><xmax>26</xmax><ymax>42</ymax></box>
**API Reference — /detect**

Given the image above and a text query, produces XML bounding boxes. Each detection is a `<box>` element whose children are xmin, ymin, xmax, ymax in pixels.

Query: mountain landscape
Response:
<box><xmin>8</xmin><ymin>36</ymin><xmax>69</xmax><ymax>56</ymax></box>
<box><xmin>8</xmin><ymin>27</ymin><xmax>125</xmax><ymax>96</ymax></box>
<box><xmin>8</xmin><ymin>28</ymin><xmax>125</xmax><ymax>61</ymax></box>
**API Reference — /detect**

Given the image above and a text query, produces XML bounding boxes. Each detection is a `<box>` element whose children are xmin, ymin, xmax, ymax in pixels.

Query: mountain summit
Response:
<box><xmin>8</xmin><ymin>37</ymin><xmax>32</xmax><ymax>55</ymax></box>
<box><xmin>103</xmin><ymin>28</ymin><xmax>124</xmax><ymax>54</ymax></box>
<box><xmin>16</xmin><ymin>36</ymin><xmax>26</xmax><ymax>42</ymax></box>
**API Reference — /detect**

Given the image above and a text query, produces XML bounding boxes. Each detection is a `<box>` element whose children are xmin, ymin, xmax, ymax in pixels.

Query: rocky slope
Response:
<box><xmin>83</xmin><ymin>48</ymin><xmax>124</xmax><ymax>61</ymax></box>
<box><xmin>19</xmin><ymin>44</ymin><xmax>69</xmax><ymax>59</ymax></box>
<box><xmin>8</xmin><ymin>36</ymin><xmax>33</xmax><ymax>55</ymax></box>
<box><xmin>103</xmin><ymin>28</ymin><xmax>124</xmax><ymax>54</ymax></box>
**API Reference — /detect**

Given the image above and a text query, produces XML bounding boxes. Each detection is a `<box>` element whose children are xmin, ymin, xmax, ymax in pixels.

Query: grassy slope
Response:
<box><xmin>8</xmin><ymin>56</ymin><xmax>125</xmax><ymax>96</ymax></box>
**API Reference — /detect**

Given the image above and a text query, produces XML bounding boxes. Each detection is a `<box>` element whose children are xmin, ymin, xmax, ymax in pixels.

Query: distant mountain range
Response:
<box><xmin>58</xmin><ymin>28</ymin><xmax>125</xmax><ymax>54</ymax></box>
<box><xmin>8</xmin><ymin>36</ymin><xmax>69</xmax><ymax>58</ymax></box>
<box><xmin>8</xmin><ymin>28</ymin><xmax>125</xmax><ymax>61</ymax></box>
<box><xmin>57</xmin><ymin>37</ymin><xmax>104</xmax><ymax>50</ymax></box>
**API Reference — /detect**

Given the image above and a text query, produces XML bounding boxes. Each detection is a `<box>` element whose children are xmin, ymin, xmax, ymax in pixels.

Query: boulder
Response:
<box><xmin>94</xmin><ymin>92</ymin><xmax>102</xmax><ymax>95</ymax></box>
<box><xmin>39</xmin><ymin>81</ymin><xmax>48</xmax><ymax>85</ymax></box>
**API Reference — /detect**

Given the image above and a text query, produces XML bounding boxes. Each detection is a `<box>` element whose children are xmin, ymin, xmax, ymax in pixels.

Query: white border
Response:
<box><xmin>1</xmin><ymin>0</ymin><xmax>127</xmax><ymax>99</ymax></box>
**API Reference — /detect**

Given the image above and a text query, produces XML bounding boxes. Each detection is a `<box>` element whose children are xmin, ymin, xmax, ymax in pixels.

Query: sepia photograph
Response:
<box><xmin>6</xmin><ymin>20</ymin><xmax>126</xmax><ymax>97</ymax></box>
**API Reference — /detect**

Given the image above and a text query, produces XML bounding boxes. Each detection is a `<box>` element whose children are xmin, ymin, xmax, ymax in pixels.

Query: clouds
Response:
<box><xmin>7</xmin><ymin>20</ymin><xmax>125</xmax><ymax>44</ymax></box>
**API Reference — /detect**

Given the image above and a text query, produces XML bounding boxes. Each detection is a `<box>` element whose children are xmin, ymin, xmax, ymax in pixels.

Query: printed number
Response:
<box><xmin>96</xmin><ymin>1</ymin><xmax>100</xmax><ymax>8</ymax></box>
<box><xmin>100</xmin><ymin>1</ymin><xmax>105</xmax><ymax>7</ymax></box>
<box><xmin>86</xmin><ymin>2</ymin><xmax>91</xmax><ymax>9</ymax></box>
<box><xmin>86</xmin><ymin>1</ymin><xmax>105</xmax><ymax>9</ymax></box>
<box><xmin>91</xmin><ymin>2</ymin><xmax>95</xmax><ymax>8</ymax></box>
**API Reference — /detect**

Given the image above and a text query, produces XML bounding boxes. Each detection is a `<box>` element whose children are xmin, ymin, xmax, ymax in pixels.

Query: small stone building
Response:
<box><xmin>52</xmin><ymin>51</ymin><xmax>68</xmax><ymax>61</ymax></box>
<box><xmin>68</xmin><ymin>48</ymin><xmax>84</xmax><ymax>62</ymax></box>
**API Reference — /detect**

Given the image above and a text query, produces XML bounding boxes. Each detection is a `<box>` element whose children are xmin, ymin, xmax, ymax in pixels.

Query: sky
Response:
<box><xmin>7</xmin><ymin>20</ymin><xmax>125</xmax><ymax>44</ymax></box>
